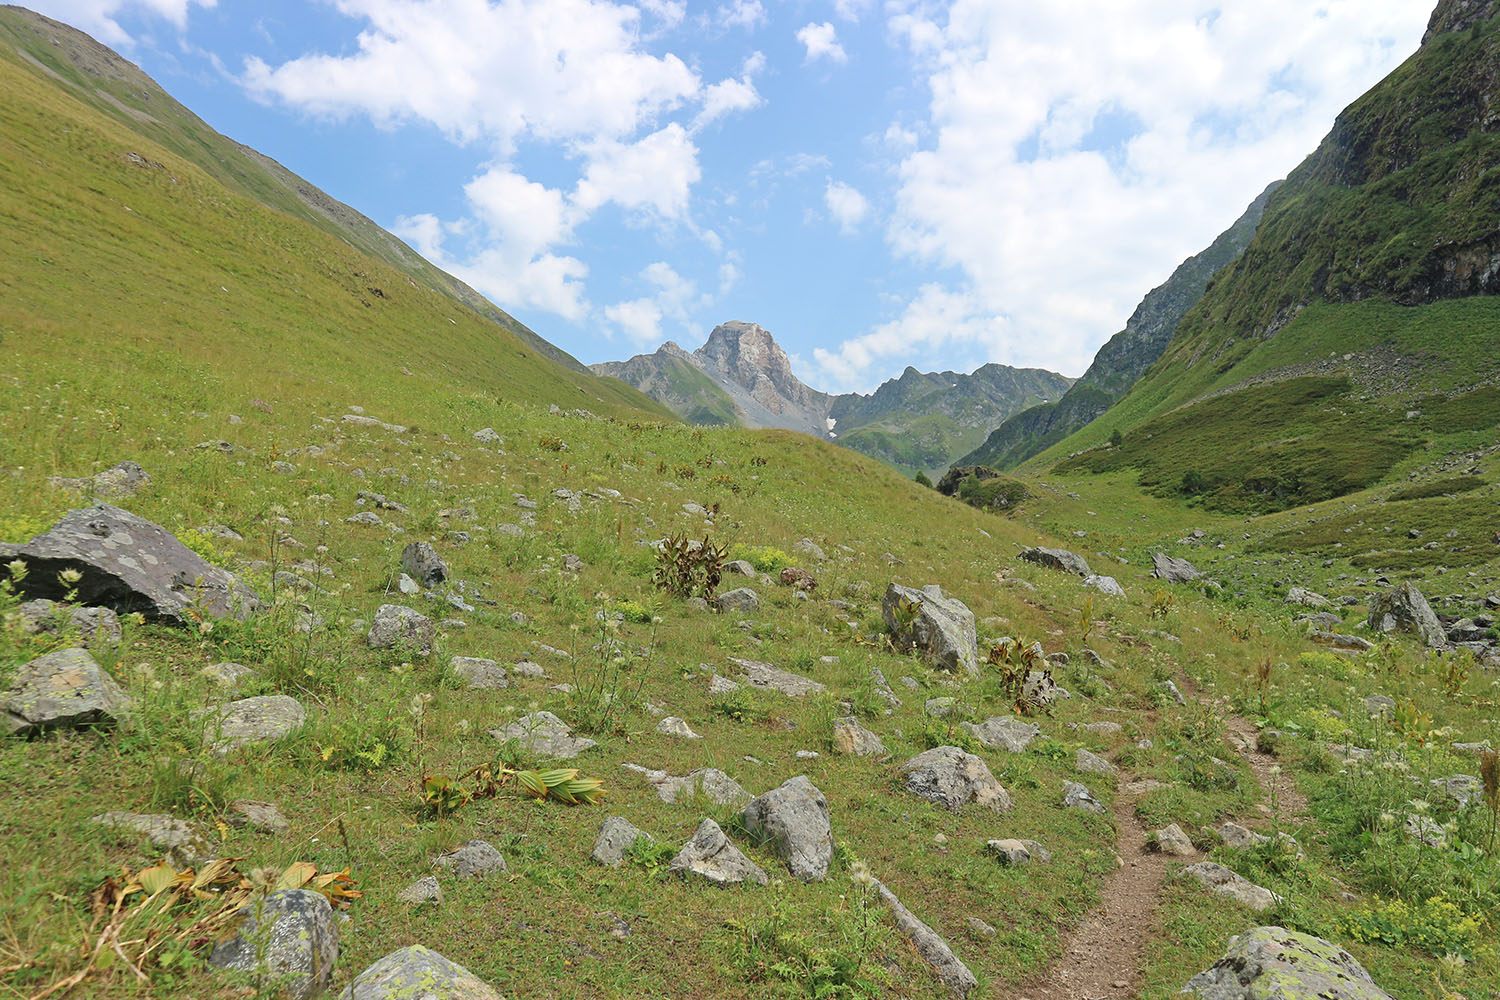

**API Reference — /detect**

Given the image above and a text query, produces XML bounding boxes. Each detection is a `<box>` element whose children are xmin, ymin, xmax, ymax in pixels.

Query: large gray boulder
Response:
<box><xmin>717</xmin><ymin>587</ymin><xmax>760</xmax><ymax>614</ymax></box>
<box><xmin>1179</xmin><ymin>861</ymin><xmax>1279</xmax><ymax>912</ymax></box>
<box><xmin>435</xmin><ymin>840</ymin><xmax>506</xmax><ymax>879</ymax></box>
<box><xmin>490</xmin><ymin>711</ymin><xmax>596</xmax><ymax>759</ymax></box>
<box><xmin>209</xmin><ymin>889</ymin><xmax>338</xmax><ymax>1000</ymax></box>
<box><xmin>47</xmin><ymin>460</ymin><xmax>151</xmax><ymax>499</ymax></box>
<box><xmin>875</xmin><ymin>878</ymin><xmax>977</xmax><ymax>997</ymax></box>
<box><xmin>591</xmin><ymin>816</ymin><xmax>652</xmax><ymax>867</ymax></box>
<box><xmin>450</xmin><ymin>656</ymin><xmax>509</xmax><ymax>689</ymax></box>
<box><xmin>831</xmin><ymin>717</ymin><xmax>886</xmax><ymax>756</ymax></box>
<box><xmin>741</xmin><ymin>776</ymin><xmax>833</xmax><ymax>882</ymax></box>
<box><xmin>1367</xmin><ymin>582</ymin><xmax>1446</xmax><ymax>648</ymax></box>
<box><xmin>901</xmin><ymin>746</ymin><xmax>1012</xmax><ymax>813</ymax></box>
<box><xmin>339</xmin><ymin>945</ymin><xmax>501</xmax><ymax>1000</ymax></box>
<box><xmin>400</xmin><ymin>542</ymin><xmax>448</xmax><ymax>588</ymax></box>
<box><xmin>1152</xmin><ymin>551</ymin><xmax>1201</xmax><ymax>583</ymax></box>
<box><xmin>199</xmin><ymin>695</ymin><xmax>305</xmax><ymax>755</ymax></box>
<box><xmin>668</xmin><ymin>818</ymin><xmax>767</xmax><ymax>886</ymax></box>
<box><xmin>1182</xmin><ymin>926</ymin><xmax>1393</xmax><ymax>999</ymax></box>
<box><xmin>731</xmin><ymin>657</ymin><xmax>826</xmax><ymax>696</ymax></box>
<box><xmin>367</xmin><ymin>604</ymin><xmax>435</xmax><ymax>656</ymax></box>
<box><xmin>881</xmin><ymin>583</ymin><xmax>978</xmax><ymax>676</ymax></box>
<box><xmin>0</xmin><ymin>505</ymin><xmax>260</xmax><ymax>624</ymax></box>
<box><xmin>4</xmin><ymin>648</ymin><xmax>132</xmax><ymax>736</ymax></box>
<box><xmin>1019</xmin><ymin>547</ymin><xmax>1093</xmax><ymax>577</ymax></box>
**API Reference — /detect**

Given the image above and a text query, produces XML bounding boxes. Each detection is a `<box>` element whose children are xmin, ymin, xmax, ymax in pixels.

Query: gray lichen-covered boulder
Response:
<box><xmin>366</xmin><ymin>604</ymin><xmax>435</xmax><ymax>656</ymax></box>
<box><xmin>881</xmin><ymin>583</ymin><xmax>978</xmax><ymax>676</ymax></box>
<box><xmin>93</xmin><ymin>810</ymin><xmax>214</xmax><ymax>867</ymax></box>
<box><xmin>1019</xmin><ymin>547</ymin><xmax>1093</xmax><ymax>578</ymax></box>
<box><xmin>1062</xmin><ymin>780</ymin><xmax>1107</xmax><ymax>814</ymax></box>
<box><xmin>4</xmin><ymin>648</ymin><xmax>132</xmax><ymax>736</ymax></box>
<box><xmin>741</xmin><ymin>776</ymin><xmax>833</xmax><ymax>882</ymax></box>
<box><xmin>0</xmin><ymin>505</ymin><xmax>260</xmax><ymax>624</ymax></box>
<box><xmin>1367</xmin><ymin>582</ymin><xmax>1447</xmax><ymax>648</ymax></box>
<box><xmin>450</xmin><ymin>656</ymin><xmax>509</xmax><ymax>689</ymax></box>
<box><xmin>1182</xmin><ymin>926</ymin><xmax>1394</xmax><ymax>999</ymax></box>
<box><xmin>668</xmin><ymin>818</ymin><xmax>767</xmax><ymax>886</ymax></box>
<box><xmin>875</xmin><ymin>877</ymin><xmax>977</xmax><ymax>997</ymax></box>
<box><xmin>717</xmin><ymin>587</ymin><xmax>760</xmax><ymax>613</ymax></box>
<box><xmin>901</xmin><ymin>746</ymin><xmax>1013</xmax><ymax>813</ymax></box>
<box><xmin>591</xmin><ymin>816</ymin><xmax>652</xmax><ymax>867</ymax></box>
<box><xmin>490</xmin><ymin>711</ymin><xmax>596</xmax><ymax>759</ymax></box>
<box><xmin>339</xmin><ymin>944</ymin><xmax>502</xmax><ymax>1000</ymax></box>
<box><xmin>209</xmin><ymin>889</ymin><xmax>338</xmax><ymax>1000</ymax></box>
<box><xmin>1152</xmin><ymin>551</ymin><xmax>1201</xmax><ymax>583</ymax></box>
<box><xmin>198</xmin><ymin>695</ymin><xmax>305</xmax><ymax>755</ymax></box>
<box><xmin>48</xmin><ymin>460</ymin><xmax>151</xmax><ymax>499</ymax></box>
<box><xmin>400</xmin><ymin>541</ymin><xmax>448</xmax><ymax>588</ymax></box>
<box><xmin>961</xmin><ymin>716</ymin><xmax>1041</xmax><ymax>752</ymax></box>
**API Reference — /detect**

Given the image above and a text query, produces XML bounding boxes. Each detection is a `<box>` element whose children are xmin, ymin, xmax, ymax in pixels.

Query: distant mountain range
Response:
<box><xmin>593</xmin><ymin>322</ymin><xmax>1073</xmax><ymax>478</ymax></box>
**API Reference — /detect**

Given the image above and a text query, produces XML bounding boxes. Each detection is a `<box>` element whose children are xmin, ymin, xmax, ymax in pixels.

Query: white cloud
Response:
<box><xmin>716</xmin><ymin>0</ymin><xmax>766</xmax><ymax>31</ymax></box>
<box><xmin>797</xmin><ymin>21</ymin><xmax>847</xmax><ymax>63</ymax></box>
<box><xmin>573</xmin><ymin>124</ymin><xmax>702</xmax><ymax>219</ymax></box>
<box><xmin>824</xmin><ymin>180</ymin><xmax>870</xmax><ymax>233</ymax></box>
<box><xmin>26</xmin><ymin>0</ymin><xmax>214</xmax><ymax>46</ymax></box>
<box><xmin>605</xmin><ymin>261</ymin><xmax>701</xmax><ymax>344</ymax></box>
<box><xmin>833</xmin><ymin>0</ymin><xmax>873</xmax><ymax>23</ymax></box>
<box><xmin>694</xmin><ymin>74</ymin><xmax>764</xmax><ymax>130</ymax></box>
<box><xmin>810</xmin><ymin>0</ymin><xmax>1429</xmax><ymax>387</ymax></box>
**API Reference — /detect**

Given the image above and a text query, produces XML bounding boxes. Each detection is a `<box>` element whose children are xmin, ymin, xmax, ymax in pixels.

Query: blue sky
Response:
<box><xmin>29</xmin><ymin>1</ymin><xmax>1432</xmax><ymax>391</ymax></box>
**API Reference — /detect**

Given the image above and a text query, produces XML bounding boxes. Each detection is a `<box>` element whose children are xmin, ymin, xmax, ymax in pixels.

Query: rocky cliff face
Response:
<box><xmin>691</xmin><ymin>322</ymin><xmax>835</xmax><ymax>437</ymax></box>
<box><xmin>957</xmin><ymin>183</ymin><xmax>1278</xmax><ymax>471</ymax></box>
<box><xmin>1423</xmin><ymin>0</ymin><xmax>1500</xmax><ymax>42</ymax></box>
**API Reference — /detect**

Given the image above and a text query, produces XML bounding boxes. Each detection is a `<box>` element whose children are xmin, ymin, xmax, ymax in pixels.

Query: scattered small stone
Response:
<box><xmin>435</xmin><ymin>840</ymin><xmax>506</xmax><ymax>880</ymax></box>
<box><xmin>655</xmin><ymin>716</ymin><xmax>700</xmax><ymax>739</ymax></box>
<box><xmin>397</xmin><ymin>876</ymin><xmax>443</xmax><ymax>905</ymax></box>
<box><xmin>731</xmin><ymin>657</ymin><xmax>826</xmax><ymax>696</ymax></box>
<box><xmin>1062</xmin><ymin>781</ymin><xmax>1107</xmax><ymax>815</ymax></box>
<box><xmin>451</xmin><ymin>656</ymin><xmax>510</xmax><ymax>689</ymax></box>
<box><xmin>491</xmin><ymin>711</ymin><xmax>596</xmax><ymax>759</ymax></box>
<box><xmin>591</xmin><ymin>816</ymin><xmax>652</xmax><ymax>867</ymax></box>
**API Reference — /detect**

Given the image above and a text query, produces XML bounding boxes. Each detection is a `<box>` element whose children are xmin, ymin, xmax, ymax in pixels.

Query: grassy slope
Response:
<box><xmin>0</xmin><ymin>5</ymin><xmax>590</xmax><ymax>375</ymax></box>
<box><xmin>0</xmin><ymin>13</ymin><xmax>1497</xmax><ymax>1000</ymax></box>
<box><xmin>1023</xmin><ymin>16</ymin><xmax>1500</xmax><ymax>512</ymax></box>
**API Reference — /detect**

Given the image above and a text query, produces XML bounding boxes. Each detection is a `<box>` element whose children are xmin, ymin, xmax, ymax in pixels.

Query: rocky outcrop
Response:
<box><xmin>901</xmin><ymin>746</ymin><xmax>1012</xmax><ymax>813</ymax></box>
<box><xmin>1020</xmin><ymin>547</ymin><xmax>1093</xmax><ymax>577</ymax></box>
<box><xmin>881</xmin><ymin>584</ymin><xmax>979</xmax><ymax>675</ymax></box>
<box><xmin>0</xmin><ymin>505</ymin><xmax>260</xmax><ymax>625</ymax></box>
<box><xmin>1183</xmin><ymin>926</ymin><xmax>1394</xmax><ymax>999</ymax></box>
<box><xmin>1423</xmin><ymin>0</ymin><xmax>1500</xmax><ymax>44</ymax></box>
<box><xmin>875</xmin><ymin>878</ymin><xmax>977</xmax><ymax>997</ymax></box>
<box><xmin>669</xmin><ymin>818</ymin><xmax>767</xmax><ymax>886</ymax></box>
<box><xmin>1152</xmin><ymin>551</ymin><xmax>1202</xmax><ymax>583</ymax></box>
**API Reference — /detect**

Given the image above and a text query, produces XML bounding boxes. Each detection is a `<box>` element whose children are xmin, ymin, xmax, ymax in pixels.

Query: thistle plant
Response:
<box><xmin>1480</xmin><ymin>750</ymin><xmax>1498</xmax><ymax>853</ymax></box>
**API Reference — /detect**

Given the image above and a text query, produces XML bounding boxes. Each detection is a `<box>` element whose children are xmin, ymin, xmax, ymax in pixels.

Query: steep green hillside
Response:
<box><xmin>1032</xmin><ymin>7</ymin><xmax>1500</xmax><ymax>513</ymax></box>
<box><xmin>960</xmin><ymin>185</ymin><xmax>1275</xmax><ymax>472</ymax></box>
<box><xmin>0</xmin><ymin>4</ymin><xmax>590</xmax><ymax>375</ymax></box>
<box><xmin>0</xmin><ymin>44</ymin><xmax>672</xmax><ymax>429</ymax></box>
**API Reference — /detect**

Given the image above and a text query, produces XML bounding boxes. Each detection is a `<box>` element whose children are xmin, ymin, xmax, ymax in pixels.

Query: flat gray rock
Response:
<box><xmin>93</xmin><ymin>811</ymin><xmax>213</xmax><ymax>867</ymax></box>
<box><xmin>1183</xmin><ymin>926</ymin><xmax>1393</xmax><ymax>999</ymax></box>
<box><xmin>591</xmin><ymin>816</ymin><xmax>652</xmax><ymax>867</ymax></box>
<box><xmin>4</xmin><ymin>648</ymin><xmax>132</xmax><ymax>736</ymax></box>
<box><xmin>1019</xmin><ymin>547</ymin><xmax>1093</xmax><ymax>577</ymax></box>
<box><xmin>1285</xmin><ymin>587</ymin><xmax>1333</xmax><ymax>608</ymax></box>
<box><xmin>1180</xmin><ymin>861</ymin><xmax>1279</xmax><ymax>912</ymax></box>
<box><xmin>0</xmin><ymin>504</ymin><xmax>260</xmax><ymax>624</ymax></box>
<box><xmin>741</xmin><ymin>775</ymin><xmax>833</xmax><ymax>882</ymax></box>
<box><xmin>881</xmin><ymin>583</ymin><xmax>979</xmax><ymax>675</ymax></box>
<box><xmin>435</xmin><ymin>839</ymin><xmax>506</xmax><ymax>879</ymax></box>
<box><xmin>490</xmin><ymin>711</ymin><xmax>596</xmax><ymax>759</ymax></box>
<box><xmin>451</xmin><ymin>656</ymin><xmax>510</xmax><ymax>689</ymax></box>
<box><xmin>654</xmin><ymin>716</ymin><xmax>700</xmax><ymax>739</ymax></box>
<box><xmin>199</xmin><ymin>695</ymin><xmax>305</xmax><ymax>755</ymax></box>
<box><xmin>339</xmin><ymin>945</ymin><xmax>502</xmax><ymax>999</ymax></box>
<box><xmin>875</xmin><ymin>877</ymin><xmax>977</xmax><ymax>997</ymax></box>
<box><xmin>227</xmin><ymin>799</ymin><xmax>289</xmax><ymax>834</ymax></box>
<box><xmin>730</xmin><ymin>657</ymin><xmax>825</xmax><ymax>696</ymax></box>
<box><xmin>367</xmin><ymin>604</ymin><xmax>435</xmax><ymax>656</ymax></box>
<box><xmin>1155</xmin><ymin>823</ymin><xmax>1196</xmax><ymax>856</ymax></box>
<box><xmin>901</xmin><ymin>746</ymin><xmax>1012</xmax><ymax>813</ymax></box>
<box><xmin>717</xmin><ymin>587</ymin><xmax>760</xmax><ymax>613</ymax></box>
<box><xmin>1076</xmin><ymin>747</ymin><xmax>1117</xmax><ymax>777</ymax></box>
<box><xmin>210</xmin><ymin>889</ymin><xmax>337</xmax><ymax>1000</ymax></box>
<box><xmin>1084</xmin><ymin>574</ymin><xmax>1125</xmax><ymax>596</ymax></box>
<box><xmin>985</xmin><ymin>838</ymin><xmax>1034</xmax><ymax>866</ymax></box>
<box><xmin>397</xmin><ymin>876</ymin><xmax>443</xmax><ymax>904</ymax></box>
<box><xmin>201</xmin><ymin>661</ymin><xmax>255</xmax><ymax>688</ymax></box>
<box><xmin>47</xmin><ymin>460</ymin><xmax>151</xmax><ymax>499</ymax></box>
<box><xmin>623</xmin><ymin>765</ymin><xmax>751</xmax><ymax>807</ymax></box>
<box><xmin>961</xmin><ymin>716</ymin><xmax>1041</xmax><ymax>752</ymax></box>
<box><xmin>668</xmin><ymin>818</ymin><xmax>767</xmax><ymax>886</ymax></box>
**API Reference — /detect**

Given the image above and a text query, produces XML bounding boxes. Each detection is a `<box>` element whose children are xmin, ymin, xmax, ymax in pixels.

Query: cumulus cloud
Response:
<box><xmin>797</xmin><ymin>21</ymin><xmax>847</xmax><ymax>63</ymax></box>
<box><xmin>605</xmin><ymin>261</ymin><xmax>701</xmax><ymax>344</ymax></box>
<box><xmin>716</xmin><ymin>0</ymin><xmax>766</xmax><ymax>31</ymax></box>
<box><xmin>824</xmin><ymin>180</ymin><xmax>870</xmax><ymax>233</ymax></box>
<box><xmin>26</xmin><ymin>0</ymin><xmax>213</xmax><ymax>46</ymax></box>
<box><xmin>810</xmin><ymin>0</ymin><xmax>1429</xmax><ymax>388</ymax></box>
<box><xmin>241</xmin><ymin>0</ymin><xmax>761</xmax><ymax>328</ymax></box>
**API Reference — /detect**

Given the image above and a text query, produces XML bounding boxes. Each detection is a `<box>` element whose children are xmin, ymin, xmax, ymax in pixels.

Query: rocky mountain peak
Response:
<box><xmin>694</xmin><ymin>322</ymin><xmax>794</xmax><ymax>382</ymax></box>
<box><xmin>1423</xmin><ymin>0</ymin><xmax>1498</xmax><ymax>43</ymax></box>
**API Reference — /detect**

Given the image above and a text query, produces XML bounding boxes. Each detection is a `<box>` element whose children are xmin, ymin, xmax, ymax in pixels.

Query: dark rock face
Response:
<box><xmin>0</xmin><ymin>505</ymin><xmax>261</xmax><ymax>625</ymax></box>
<box><xmin>1368</xmin><ymin>582</ymin><xmax>1447</xmax><ymax>648</ymax></box>
<box><xmin>1020</xmin><ymin>547</ymin><xmax>1094</xmax><ymax>578</ymax></box>
<box><xmin>936</xmin><ymin>466</ymin><xmax>1001</xmax><ymax>496</ymax></box>
<box><xmin>400</xmin><ymin>542</ymin><xmax>447</xmax><ymax>588</ymax></box>
<box><xmin>1152</xmin><ymin>551</ymin><xmax>1202</xmax><ymax>583</ymax></box>
<box><xmin>1423</xmin><ymin>0</ymin><xmax>1500</xmax><ymax>44</ymax></box>
<box><xmin>741</xmin><ymin>776</ymin><xmax>834</xmax><ymax>882</ymax></box>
